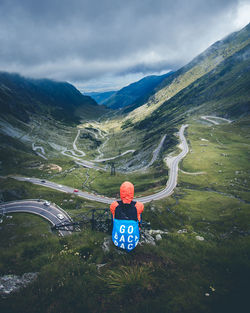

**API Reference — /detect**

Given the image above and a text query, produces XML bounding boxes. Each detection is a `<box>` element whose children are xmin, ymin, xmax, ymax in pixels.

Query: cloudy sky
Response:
<box><xmin>0</xmin><ymin>0</ymin><xmax>249</xmax><ymax>92</ymax></box>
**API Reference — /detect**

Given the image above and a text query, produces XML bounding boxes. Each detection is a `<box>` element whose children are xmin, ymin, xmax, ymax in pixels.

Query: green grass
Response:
<box><xmin>0</xmin><ymin>178</ymin><xmax>107</xmax><ymax>215</ymax></box>
<box><xmin>1</xmin><ymin>25</ymin><xmax>250</xmax><ymax>312</ymax></box>
<box><xmin>180</xmin><ymin>118</ymin><xmax>250</xmax><ymax>202</ymax></box>
<box><xmin>0</xmin><ymin>118</ymin><xmax>250</xmax><ymax>313</ymax></box>
<box><xmin>87</xmin><ymin>160</ymin><xmax>169</xmax><ymax>197</ymax></box>
<box><xmin>46</xmin><ymin>156</ymin><xmax>169</xmax><ymax>197</ymax></box>
<box><xmin>0</xmin><ymin>113</ymin><xmax>172</xmax><ymax>198</ymax></box>
<box><xmin>0</xmin><ymin>214</ymin><xmax>58</xmax><ymax>275</ymax></box>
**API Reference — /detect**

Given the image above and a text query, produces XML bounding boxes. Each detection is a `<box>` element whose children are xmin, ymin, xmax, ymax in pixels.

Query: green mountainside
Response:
<box><xmin>0</xmin><ymin>24</ymin><xmax>249</xmax><ymax>177</ymax></box>
<box><xmin>97</xmin><ymin>23</ymin><xmax>250</xmax><ymax>174</ymax></box>
<box><xmin>0</xmin><ymin>24</ymin><xmax>250</xmax><ymax>313</ymax></box>
<box><xmin>112</xmin><ymin>23</ymin><xmax>250</xmax><ymax>151</ymax></box>
<box><xmin>135</xmin><ymin>42</ymin><xmax>250</xmax><ymax>133</ymax></box>
<box><xmin>123</xmin><ymin>23</ymin><xmax>250</xmax><ymax>124</ymax></box>
<box><xmin>0</xmin><ymin>72</ymin><xmax>107</xmax><ymax>124</ymax></box>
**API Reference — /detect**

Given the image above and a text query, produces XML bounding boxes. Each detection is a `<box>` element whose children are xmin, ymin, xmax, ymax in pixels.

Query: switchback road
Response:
<box><xmin>201</xmin><ymin>115</ymin><xmax>232</xmax><ymax>125</ymax></box>
<box><xmin>8</xmin><ymin>124</ymin><xmax>189</xmax><ymax>204</ymax></box>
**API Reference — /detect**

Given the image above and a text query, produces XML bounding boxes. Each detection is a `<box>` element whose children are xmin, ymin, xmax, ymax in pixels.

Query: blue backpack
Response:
<box><xmin>112</xmin><ymin>219</ymin><xmax>140</xmax><ymax>251</ymax></box>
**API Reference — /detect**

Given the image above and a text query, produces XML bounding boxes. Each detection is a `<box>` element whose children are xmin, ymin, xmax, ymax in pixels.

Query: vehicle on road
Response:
<box><xmin>74</xmin><ymin>189</ymin><xmax>79</xmax><ymax>192</ymax></box>
<box><xmin>44</xmin><ymin>201</ymin><xmax>51</xmax><ymax>206</ymax></box>
<box><xmin>41</xmin><ymin>180</ymin><xmax>46</xmax><ymax>183</ymax></box>
<box><xmin>57</xmin><ymin>213</ymin><xmax>64</xmax><ymax>220</ymax></box>
<box><xmin>58</xmin><ymin>185</ymin><xmax>62</xmax><ymax>188</ymax></box>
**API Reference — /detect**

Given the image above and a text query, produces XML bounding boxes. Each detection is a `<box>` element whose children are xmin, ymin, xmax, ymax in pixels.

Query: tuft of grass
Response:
<box><xmin>102</xmin><ymin>265</ymin><xmax>154</xmax><ymax>300</ymax></box>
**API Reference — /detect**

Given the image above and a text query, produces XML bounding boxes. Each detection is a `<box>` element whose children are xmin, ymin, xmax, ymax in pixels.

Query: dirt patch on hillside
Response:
<box><xmin>39</xmin><ymin>163</ymin><xmax>62</xmax><ymax>172</ymax></box>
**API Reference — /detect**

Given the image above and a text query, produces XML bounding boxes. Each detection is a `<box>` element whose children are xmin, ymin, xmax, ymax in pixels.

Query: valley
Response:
<box><xmin>1</xmin><ymin>122</ymin><xmax>188</xmax><ymax>205</ymax></box>
<box><xmin>1</xmin><ymin>114</ymin><xmax>249</xmax><ymax>313</ymax></box>
<box><xmin>0</xmin><ymin>23</ymin><xmax>249</xmax><ymax>313</ymax></box>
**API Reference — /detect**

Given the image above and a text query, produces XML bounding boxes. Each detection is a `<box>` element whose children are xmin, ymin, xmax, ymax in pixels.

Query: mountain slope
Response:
<box><xmin>135</xmin><ymin>42</ymin><xmax>250</xmax><ymax>134</ymax></box>
<box><xmin>103</xmin><ymin>24</ymin><xmax>250</xmax><ymax>171</ymax></box>
<box><xmin>0</xmin><ymin>72</ymin><xmax>107</xmax><ymax>124</ymax></box>
<box><xmin>101</xmin><ymin>72</ymin><xmax>174</xmax><ymax>109</ymax></box>
<box><xmin>124</xmin><ymin>23</ymin><xmax>250</xmax><ymax>124</ymax></box>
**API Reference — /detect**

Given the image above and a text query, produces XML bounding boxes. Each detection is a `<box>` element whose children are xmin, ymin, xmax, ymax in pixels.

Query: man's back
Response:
<box><xmin>110</xmin><ymin>182</ymin><xmax>144</xmax><ymax>222</ymax></box>
<box><xmin>110</xmin><ymin>181</ymin><xmax>144</xmax><ymax>251</ymax></box>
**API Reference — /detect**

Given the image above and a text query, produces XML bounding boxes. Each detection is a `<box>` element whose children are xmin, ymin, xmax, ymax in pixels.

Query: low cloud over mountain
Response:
<box><xmin>0</xmin><ymin>0</ymin><xmax>249</xmax><ymax>91</ymax></box>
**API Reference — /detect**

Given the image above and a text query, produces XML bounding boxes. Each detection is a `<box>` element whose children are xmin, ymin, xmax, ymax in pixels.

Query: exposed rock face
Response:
<box><xmin>0</xmin><ymin>272</ymin><xmax>38</xmax><ymax>296</ymax></box>
<box><xmin>195</xmin><ymin>236</ymin><xmax>205</xmax><ymax>241</ymax></box>
<box><xmin>140</xmin><ymin>229</ymin><xmax>168</xmax><ymax>246</ymax></box>
<box><xmin>149</xmin><ymin>229</ymin><xmax>168</xmax><ymax>235</ymax></box>
<box><xmin>155</xmin><ymin>234</ymin><xmax>162</xmax><ymax>241</ymax></box>
<box><xmin>102</xmin><ymin>229</ymin><xmax>168</xmax><ymax>252</ymax></box>
<box><xmin>140</xmin><ymin>230</ymin><xmax>156</xmax><ymax>246</ymax></box>
<box><xmin>177</xmin><ymin>229</ymin><xmax>188</xmax><ymax>234</ymax></box>
<box><xmin>102</xmin><ymin>236</ymin><xmax>112</xmax><ymax>253</ymax></box>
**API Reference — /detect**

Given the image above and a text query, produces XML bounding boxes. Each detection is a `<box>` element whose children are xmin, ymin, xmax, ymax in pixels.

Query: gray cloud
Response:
<box><xmin>0</xmin><ymin>0</ymin><xmax>248</xmax><ymax>91</ymax></box>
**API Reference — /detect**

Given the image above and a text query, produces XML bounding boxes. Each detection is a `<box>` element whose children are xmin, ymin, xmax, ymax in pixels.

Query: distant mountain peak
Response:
<box><xmin>97</xmin><ymin>71</ymin><xmax>174</xmax><ymax>110</ymax></box>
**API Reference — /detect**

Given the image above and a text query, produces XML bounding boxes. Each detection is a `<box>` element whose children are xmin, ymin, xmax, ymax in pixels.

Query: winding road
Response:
<box><xmin>0</xmin><ymin>116</ymin><xmax>231</xmax><ymax>233</ymax></box>
<box><xmin>136</xmin><ymin>125</ymin><xmax>189</xmax><ymax>202</ymax></box>
<box><xmin>60</xmin><ymin>129</ymin><xmax>102</xmax><ymax>170</ymax></box>
<box><xmin>0</xmin><ymin>200</ymin><xmax>73</xmax><ymax>236</ymax></box>
<box><xmin>32</xmin><ymin>143</ymin><xmax>48</xmax><ymax>160</ymax></box>
<box><xmin>94</xmin><ymin>149</ymin><xmax>135</xmax><ymax>163</ymax></box>
<box><xmin>72</xmin><ymin>129</ymin><xmax>86</xmax><ymax>156</ymax></box>
<box><xmin>201</xmin><ymin>115</ymin><xmax>232</xmax><ymax>125</ymax></box>
<box><xmin>140</xmin><ymin>134</ymin><xmax>167</xmax><ymax>171</ymax></box>
<box><xmin>7</xmin><ymin>124</ymin><xmax>189</xmax><ymax>204</ymax></box>
<box><xmin>59</xmin><ymin>125</ymin><xmax>166</xmax><ymax>171</ymax></box>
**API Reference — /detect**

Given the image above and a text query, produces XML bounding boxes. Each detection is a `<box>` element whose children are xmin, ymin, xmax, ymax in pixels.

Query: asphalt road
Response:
<box><xmin>72</xmin><ymin>129</ymin><xmax>85</xmax><ymax>156</ymax></box>
<box><xmin>61</xmin><ymin>124</ymin><xmax>167</xmax><ymax>170</ymax></box>
<box><xmin>9</xmin><ymin>124</ymin><xmax>189</xmax><ymax>204</ymax></box>
<box><xmin>0</xmin><ymin>124</ymin><xmax>189</xmax><ymax>236</ymax></box>
<box><xmin>136</xmin><ymin>125</ymin><xmax>189</xmax><ymax>202</ymax></box>
<box><xmin>0</xmin><ymin>199</ymin><xmax>73</xmax><ymax>236</ymax></box>
<box><xmin>142</xmin><ymin>134</ymin><xmax>167</xmax><ymax>170</ymax></box>
<box><xmin>10</xmin><ymin>176</ymin><xmax>115</xmax><ymax>204</ymax></box>
<box><xmin>201</xmin><ymin>115</ymin><xmax>232</xmax><ymax>125</ymax></box>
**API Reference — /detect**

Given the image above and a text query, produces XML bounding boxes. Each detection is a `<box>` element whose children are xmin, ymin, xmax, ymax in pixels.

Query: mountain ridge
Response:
<box><xmin>133</xmin><ymin>42</ymin><xmax>250</xmax><ymax>136</ymax></box>
<box><xmin>0</xmin><ymin>72</ymin><xmax>107</xmax><ymax>124</ymax></box>
<box><xmin>90</xmin><ymin>72</ymin><xmax>174</xmax><ymax>109</ymax></box>
<box><xmin>85</xmin><ymin>90</ymin><xmax>116</xmax><ymax>105</ymax></box>
<box><xmin>123</xmin><ymin>23</ymin><xmax>250</xmax><ymax>124</ymax></box>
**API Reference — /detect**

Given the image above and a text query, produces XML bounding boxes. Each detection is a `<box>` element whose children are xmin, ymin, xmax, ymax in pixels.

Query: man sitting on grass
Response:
<box><xmin>110</xmin><ymin>181</ymin><xmax>144</xmax><ymax>251</ymax></box>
